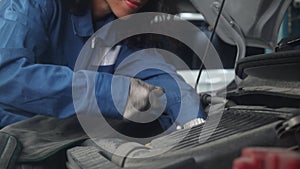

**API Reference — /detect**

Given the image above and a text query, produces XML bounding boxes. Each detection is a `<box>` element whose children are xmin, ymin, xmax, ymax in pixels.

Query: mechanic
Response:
<box><xmin>0</xmin><ymin>0</ymin><xmax>205</xmax><ymax>131</ymax></box>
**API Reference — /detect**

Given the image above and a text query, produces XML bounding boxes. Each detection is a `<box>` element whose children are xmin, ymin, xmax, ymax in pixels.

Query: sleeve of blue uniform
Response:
<box><xmin>0</xmin><ymin>0</ymin><xmax>129</xmax><ymax>127</ymax></box>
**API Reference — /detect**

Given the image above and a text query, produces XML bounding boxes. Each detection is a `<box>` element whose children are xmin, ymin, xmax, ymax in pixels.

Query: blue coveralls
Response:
<box><xmin>0</xmin><ymin>0</ymin><xmax>205</xmax><ymax>130</ymax></box>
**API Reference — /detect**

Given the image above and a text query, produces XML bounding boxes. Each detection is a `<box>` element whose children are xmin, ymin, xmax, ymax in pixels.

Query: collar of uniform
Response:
<box><xmin>71</xmin><ymin>9</ymin><xmax>118</xmax><ymax>47</ymax></box>
<box><xmin>71</xmin><ymin>8</ymin><xmax>94</xmax><ymax>37</ymax></box>
<box><xmin>92</xmin><ymin>14</ymin><xmax>119</xmax><ymax>47</ymax></box>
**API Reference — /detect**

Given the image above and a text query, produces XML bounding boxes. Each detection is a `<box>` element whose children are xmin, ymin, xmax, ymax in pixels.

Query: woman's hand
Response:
<box><xmin>123</xmin><ymin>78</ymin><xmax>166</xmax><ymax>123</ymax></box>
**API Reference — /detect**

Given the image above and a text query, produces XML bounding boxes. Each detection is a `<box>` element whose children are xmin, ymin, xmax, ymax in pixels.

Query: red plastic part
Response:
<box><xmin>241</xmin><ymin>147</ymin><xmax>289</xmax><ymax>169</ymax></box>
<box><xmin>233</xmin><ymin>157</ymin><xmax>258</xmax><ymax>169</ymax></box>
<box><xmin>278</xmin><ymin>153</ymin><xmax>300</xmax><ymax>169</ymax></box>
<box><xmin>233</xmin><ymin>147</ymin><xmax>300</xmax><ymax>169</ymax></box>
<box><xmin>265</xmin><ymin>152</ymin><xmax>281</xmax><ymax>169</ymax></box>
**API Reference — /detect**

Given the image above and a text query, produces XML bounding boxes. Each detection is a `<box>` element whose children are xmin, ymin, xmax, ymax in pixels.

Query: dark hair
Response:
<box><xmin>67</xmin><ymin>0</ymin><xmax>179</xmax><ymax>48</ymax></box>
<box><xmin>66</xmin><ymin>0</ymin><xmax>88</xmax><ymax>16</ymax></box>
<box><xmin>127</xmin><ymin>0</ymin><xmax>179</xmax><ymax>49</ymax></box>
<box><xmin>139</xmin><ymin>0</ymin><xmax>178</xmax><ymax>15</ymax></box>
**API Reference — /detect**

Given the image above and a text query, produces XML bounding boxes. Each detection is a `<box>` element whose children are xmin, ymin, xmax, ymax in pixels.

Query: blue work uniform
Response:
<box><xmin>0</xmin><ymin>0</ymin><xmax>205</xmax><ymax>130</ymax></box>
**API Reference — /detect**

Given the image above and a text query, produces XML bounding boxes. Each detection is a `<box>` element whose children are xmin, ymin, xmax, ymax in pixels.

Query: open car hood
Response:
<box><xmin>190</xmin><ymin>0</ymin><xmax>291</xmax><ymax>51</ymax></box>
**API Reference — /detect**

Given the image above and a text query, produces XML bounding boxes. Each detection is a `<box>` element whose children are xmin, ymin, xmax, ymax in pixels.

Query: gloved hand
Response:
<box><xmin>123</xmin><ymin>78</ymin><xmax>166</xmax><ymax>123</ymax></box>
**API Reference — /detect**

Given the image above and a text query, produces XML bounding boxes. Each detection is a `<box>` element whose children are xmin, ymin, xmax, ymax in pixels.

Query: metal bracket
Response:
<box><xmin>276</xmin><ymin>35</ymin><xmax>300</xmax><ymax>52</ymax></box>
<box><xmin>276</xmin><ymin>115</ymin><xmax>300</xmax><ymax>138</ymax></box>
